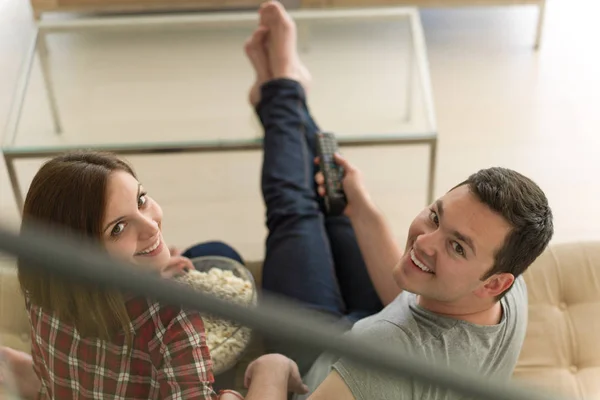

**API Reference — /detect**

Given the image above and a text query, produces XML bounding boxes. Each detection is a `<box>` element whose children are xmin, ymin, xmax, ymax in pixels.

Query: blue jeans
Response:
<box><xmin>181</xmin><ymin>241</ymin><xmax>244</xmax><ymax>265</ymax></box>
<box><xmin>257</xmin><ymin>79</ymin><xmax>383</xmax><ymax>372</ymax></box>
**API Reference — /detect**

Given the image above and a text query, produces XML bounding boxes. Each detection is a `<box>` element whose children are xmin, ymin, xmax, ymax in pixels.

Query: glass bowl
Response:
<box><xmin>188</xmin><ymin>256</ymin><xmax>257</xmax><ymax>375</ymax></box>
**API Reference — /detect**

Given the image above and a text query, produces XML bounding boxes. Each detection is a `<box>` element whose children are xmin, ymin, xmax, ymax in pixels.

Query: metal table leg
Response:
<box><xmin>404</xmin><ymin>29</ymin><xmax>414</xmax><ymax>123</ymax></box>
<box><xmin>427</xmin><ymin>138</ymin><xmax>437</xmax><ymax>205</ymax></box>
<box><xmin>534</xmin><ymin>0</ymin><xmax>547</xmax><ymax>50</ymax></box>
<box><xmin>38</xmin><ymin>30</ymin><xmax>63</xmax><ymax>134</ymax></box>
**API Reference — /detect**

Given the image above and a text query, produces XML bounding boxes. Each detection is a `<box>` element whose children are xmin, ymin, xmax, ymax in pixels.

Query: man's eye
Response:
<box><xmin>429</xmin><ymin>211</ymin><xmax>439</xmax><ymax>226</ymax></box>
<box><xmin>138</xmin><ymin>193</ymin><xmax>148</xmax><ymax>208</ymax></box>
<box><xmin>452</xmin><ymin>241</ymin><xmax>465</xmax><ymax>256</ymax></box>
<box><xmin>111</xmin><ymin>222</ymin><xmax>125</xmax><ymax>236</ymax></box>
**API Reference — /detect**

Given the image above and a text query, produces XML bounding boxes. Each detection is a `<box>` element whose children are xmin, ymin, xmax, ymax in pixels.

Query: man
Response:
<box><xmin>242</xmin><ymin>2</ymin><xmax>554</xmax><ymax>399</ymax></box>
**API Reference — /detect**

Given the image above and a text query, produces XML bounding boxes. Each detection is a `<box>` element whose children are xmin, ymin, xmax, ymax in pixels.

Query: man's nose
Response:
<box><xmin>414</xmin><ymin>231</ymin><xmax>438</xmax><ymax>257</ymax></box>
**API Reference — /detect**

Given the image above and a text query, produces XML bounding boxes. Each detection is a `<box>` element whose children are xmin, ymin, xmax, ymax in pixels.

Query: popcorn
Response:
<box><xmin>176</xmin><ymin>267</ymin><xmax>256</xmax><ymax>374</ymax></box>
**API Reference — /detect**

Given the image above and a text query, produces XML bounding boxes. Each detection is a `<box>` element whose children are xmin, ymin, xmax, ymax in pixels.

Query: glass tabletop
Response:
<box><xmin>3</xmin><ymin>7</ymin><xmax>436</xmax><ymax>154</ymax></box>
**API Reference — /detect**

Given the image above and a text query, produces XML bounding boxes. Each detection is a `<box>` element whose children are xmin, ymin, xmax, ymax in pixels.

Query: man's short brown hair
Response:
<box><xmin>454</xmin><ymin>167</ymin><xmax>554</xmax><ymax>299</ymax></box>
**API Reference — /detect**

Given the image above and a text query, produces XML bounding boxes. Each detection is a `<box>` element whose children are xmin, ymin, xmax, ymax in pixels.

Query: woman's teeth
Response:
<box><xmin>410</xmin><ymin>249</ymin><xmax>434</xmax><ymax>273</ymax></box>
<box><xmin>137</xmin><ymin>238</ymin><xmax>160</xmax><ymax>255</ymax></box>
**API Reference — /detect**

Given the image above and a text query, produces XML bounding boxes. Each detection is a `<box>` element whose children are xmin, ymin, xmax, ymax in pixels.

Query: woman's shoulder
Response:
<box><xmin>125</xmin><ymin>296</ymin><xmax>205</xmax><ymax>332</ymax></box>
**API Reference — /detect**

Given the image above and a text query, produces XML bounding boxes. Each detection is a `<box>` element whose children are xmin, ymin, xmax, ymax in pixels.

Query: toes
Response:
<box><xmin>245</xmin><ymin>27</ymin><xmax>271</xmax><ymax>77</ymax></box>
<box><xmin>246</xmin><ymin>26</ymin><xmax>268</xmax><ymax>55</ymax></box>
<box><xmin>259</xmin><ymin>1</ymin><xmax>278</xmax><ymax>22</ymax></box>
<box><xmin>259</xmin><ymin>1</ymin><xmax>293</xmax><ymax>29</ymax></box>
<box><xmin>253</xmin><ymin>26</ymin><xmax>268</xmax><ymax>45</ymax></box>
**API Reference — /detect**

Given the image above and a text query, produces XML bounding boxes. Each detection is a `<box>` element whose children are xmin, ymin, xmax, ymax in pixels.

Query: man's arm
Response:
<box><xmin>308</xmin><ymin>371</ymin><xmax>355</xmax><ymax>400</ymax></box>
<box><xmin>319</xmin><ymin>154</ymin><xmax>403</xmax><ymax>305</ymax></box>
<box><xmin>348</xmin><ymin>199</ymin><xmax>404</xmax><ymax>305</ymax></box>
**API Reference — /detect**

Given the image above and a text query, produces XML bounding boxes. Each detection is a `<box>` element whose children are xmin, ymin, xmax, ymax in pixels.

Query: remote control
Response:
<box><xmin>316</xmin><ymin>132</ymin><xmax>347</xmax><ymax>216</ymax></box>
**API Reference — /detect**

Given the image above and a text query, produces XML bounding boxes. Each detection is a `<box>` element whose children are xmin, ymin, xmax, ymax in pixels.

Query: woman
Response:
<box><xmin>13</xmin><ymin>151</ymin><xmax>247</xmax><ymax>400</ymax></box>
<box><xmin>3</xmin><ymin>2</ymin><xmax>387</xmax><ymax>396</ymax></box>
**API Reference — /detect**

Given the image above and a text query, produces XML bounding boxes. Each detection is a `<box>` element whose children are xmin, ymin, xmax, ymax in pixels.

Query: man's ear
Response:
<box><xmin>474</xmin><ymin>273</ymin><xmax>515</xmax><ymax>299</ymax></box>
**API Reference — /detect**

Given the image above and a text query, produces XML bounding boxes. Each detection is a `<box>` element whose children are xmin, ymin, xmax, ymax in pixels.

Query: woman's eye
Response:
<box><xmin>429</xmin><ymin>211</ymin><xmax>439</xmax><ymax>226</ymax></box>
<box><xmin>138</xmin><ymin>193</ymin><xmax>148</xmax><ymax>208</ymax></box>
<box><xmin>452</xmin><ymin>241</ymin><xmax>465</xmax><ymax>256</ymax></box>
<box><xmin>111</xmin><ymin>222</ymin><xmax>126</xmax><ymax>236</ymax></box>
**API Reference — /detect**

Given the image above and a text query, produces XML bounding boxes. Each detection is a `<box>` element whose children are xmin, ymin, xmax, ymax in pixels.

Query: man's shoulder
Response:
<box><xmin>334</xmin><ymin>281</ymin><xmax>529</xmax><ymax>399</ymax></box>
<box><xmin>506</xmin><ymin>275</ymin><xmax>528</xmax><ymax>307</ymax></box>
<box><xmin>349</xmin><ymin>293</ymin><xmax>437</xmax><ymax>360</ymax></box>
<box><xmin>352</xmin><ymin>318</ymin><xmax>415</xmax><ymax>347</ymax></box>
<box><xmin>501</xmin><ymin>275</ymin><xmax>528</xmax><ymax>335</ymax></box>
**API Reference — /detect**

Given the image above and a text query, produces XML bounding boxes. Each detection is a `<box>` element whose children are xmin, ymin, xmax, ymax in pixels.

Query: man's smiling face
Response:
<box><xmin>393</xmin><ymin>185</ymin><xmax>513</xmax><ymax>308</ymax></box>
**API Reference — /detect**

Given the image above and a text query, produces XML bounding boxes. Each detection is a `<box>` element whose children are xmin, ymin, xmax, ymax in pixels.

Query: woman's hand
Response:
<box><xmin>218</xmin><ymin>390</ymin><xmax>244</xmax><ymax>400</ymax></box>
<box><xmin>161</xmin><ymin>255</ymin><xmax>195</xmax><ymax>279</ymax></box>
<box><xmin>244</xmin><ymin>354</ymin><xmax>309</xmax><ymax>394</ymax></box>
<box><xmin>0</xmin><ymin>347</ymin><xmax>41</xmax><ymax>400</ymax></box>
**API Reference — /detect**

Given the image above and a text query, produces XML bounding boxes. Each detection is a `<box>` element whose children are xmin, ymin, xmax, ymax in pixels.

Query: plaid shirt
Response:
<box><xmin>27</xmin><ymin>296</ymin><xmax>217</xmax><ymax>400</ymax></box>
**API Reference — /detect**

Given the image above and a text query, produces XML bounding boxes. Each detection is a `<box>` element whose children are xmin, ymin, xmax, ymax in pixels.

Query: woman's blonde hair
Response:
<box><xmin>18</xmin><ymin>151</ymin><xmax>136</xmax><ymax>346</ymax></box>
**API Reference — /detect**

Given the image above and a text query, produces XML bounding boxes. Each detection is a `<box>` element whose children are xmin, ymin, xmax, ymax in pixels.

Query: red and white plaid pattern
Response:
<box><xmin>27</xmin><ymin>296</ymin><xmax>217</xmax><ymax>399</ymax></box>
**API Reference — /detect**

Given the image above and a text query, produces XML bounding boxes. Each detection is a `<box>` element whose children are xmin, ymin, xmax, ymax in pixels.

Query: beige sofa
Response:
<box><xmin>512</xmin><ymin>242</ymin><xmax>600</xmax><ymax>398</ymax></box>
<box><xmin>2</xmin><ymin>242</ymin><xmax>599</xmax><ymax>399</ymax></box>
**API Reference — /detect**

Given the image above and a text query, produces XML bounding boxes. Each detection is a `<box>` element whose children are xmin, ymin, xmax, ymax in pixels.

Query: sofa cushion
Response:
<box><xmin>514</xmin><ymin>242</ymin><xmax>600</xmax><ymax>399</ymax></box>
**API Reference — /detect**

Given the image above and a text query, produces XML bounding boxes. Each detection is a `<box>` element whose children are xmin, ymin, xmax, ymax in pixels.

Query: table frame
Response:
<box><xmin>2</xmin><ymin>7</ymin><xmax>438</xmax><ymax>214</ymax></box>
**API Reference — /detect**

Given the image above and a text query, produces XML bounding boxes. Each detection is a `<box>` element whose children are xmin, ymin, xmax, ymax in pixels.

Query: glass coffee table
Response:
<box><xmin>2</xmin><ymin>6</ymin><xmax>437</xmax><ymax>213</ymax></box>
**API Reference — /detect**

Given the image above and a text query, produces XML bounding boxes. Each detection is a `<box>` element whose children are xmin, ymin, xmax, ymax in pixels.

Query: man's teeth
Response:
<box><xmin>137</xmin><ymin>238</ymin><xmax>160</xmax><ymax>255</ymax></box>
<box><xmin>410</xmin><ymin>250</ymin><xmax>433</xmax><ymax>273</ymax></box>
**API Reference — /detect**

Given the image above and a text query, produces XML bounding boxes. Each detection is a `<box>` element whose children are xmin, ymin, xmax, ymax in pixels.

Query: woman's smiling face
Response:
<box><xmin>101</xmin><ymin>170</ymin><xmax>171</xmax><ymax>273</ymax></box>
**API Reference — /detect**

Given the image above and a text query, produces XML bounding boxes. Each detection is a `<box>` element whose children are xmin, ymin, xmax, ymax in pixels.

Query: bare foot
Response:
<box><xmin>259</xmin><ymin>1</ymin><xmax>312</xmax><ymax>92</ymax></box>
<box><xmin>259</xmin><ymin>1</ymin><xmax>301</xmax><ymax>80</ymax></box>
<box><xmin>245</xmin><ymin>26</ymin><xmax>272</xmax><ymax>107</ymax></box>
<box><xmin>0</xmin><ymin>347</ymin><xmax>41</xmax><ymax>400</ymax></box>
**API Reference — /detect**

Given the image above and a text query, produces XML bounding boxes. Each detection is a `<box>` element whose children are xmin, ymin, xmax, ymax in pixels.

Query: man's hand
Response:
<box><xmin>314</xmin><ymin>154</ymin><xmax>373</xmax><ymax>218</ymax></box>
<box><xmin>245</xmin><ymin>354</ymin><xmax>309</xmax><ymax>395</ymax></box>
<box><xmin>161</xmin><ymin>255</ymin><xmax>195</xmax><ymax>279</ymax></box>
<box><xmin>315</xmin><ymin>153</ymin><xmax>403</xmax><ymax>305</ymax></box>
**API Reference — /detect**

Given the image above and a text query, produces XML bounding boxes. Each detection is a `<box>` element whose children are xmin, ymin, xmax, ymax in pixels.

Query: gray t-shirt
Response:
<box><xmin>300</xmin><ymin>276</ymin><xmax>527</xmax><ymax>400</ymax></box>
